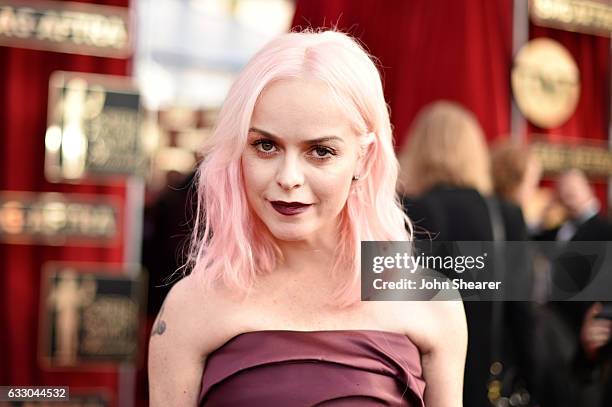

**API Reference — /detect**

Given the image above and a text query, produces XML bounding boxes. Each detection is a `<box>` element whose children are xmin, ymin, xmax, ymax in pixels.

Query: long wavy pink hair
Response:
<box><xmin>187</xmin><ymin>30</ymin><xmax>411</xmax><ymax>305</ymax></box>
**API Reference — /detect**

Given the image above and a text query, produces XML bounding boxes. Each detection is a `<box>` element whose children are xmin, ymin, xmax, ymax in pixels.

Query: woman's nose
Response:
<box><xmin>276</xmin><ymin>154</ymin><xmax>304</xmax><ymax>190</ymax></box>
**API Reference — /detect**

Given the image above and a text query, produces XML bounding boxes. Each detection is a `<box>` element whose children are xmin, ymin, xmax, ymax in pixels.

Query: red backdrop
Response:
<box><xmin>292</xmin><ymin>0</ymin><xmax>515</xmax><ymax>145</ymax></box>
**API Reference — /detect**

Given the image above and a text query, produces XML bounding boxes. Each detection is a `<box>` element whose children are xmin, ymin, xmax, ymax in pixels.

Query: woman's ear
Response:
<box><xmin>354</xmin><ymin>132</ymin><xmax>376</xmax><ymax>179</ymax></box>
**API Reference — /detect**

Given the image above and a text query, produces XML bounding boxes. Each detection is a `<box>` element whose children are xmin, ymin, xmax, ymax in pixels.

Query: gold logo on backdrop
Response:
<box><xmin>47</xmin><ymin>269</ymin><xmax>97</xmax><ymax>366</ymax></box>
<box><xmin>531</xmin><ymin>0</ymin><xmax>612</xmax><ymax>37</ymax></box>
<box><xmin>532</xmin><ymin>141</ymin><xmax>612</xmax><ymax>176</ymax></box>
<box><xmin>0</xmin><ymin>191</ymin><xmax>118</xmax><ymax>245</ymax></box>
<box><xmin>45</xmin><ymin>71</ymin><xmax>144</xmax><ymax>182</ymax></box>
<box><xmin>40</xmin><ymin>264</ymin><xmax>144</xmax><ymax>367</ymax></box>
<box><xmin>46</xmin><ymin>78</ymin><xmax>106</xmax><ymax>179</ymax></box>
<box><xmin>512</xmin><ymin>38</ymin><xmax>580</xmax><ymax>129</ymax></box>
<box><xmin>0</xmin><ymin>0</ymin><xmax>130</xmax><ymax>57</ymax></box>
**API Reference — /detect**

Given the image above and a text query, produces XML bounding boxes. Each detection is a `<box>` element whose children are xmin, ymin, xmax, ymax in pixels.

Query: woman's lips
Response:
<box><xmin>270</xmin><ymin>201</ymin><xmax>311</xmax><ymax>216</ymax></box>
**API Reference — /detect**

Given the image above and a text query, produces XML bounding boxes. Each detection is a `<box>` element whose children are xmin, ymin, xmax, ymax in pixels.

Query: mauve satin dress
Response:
<box><xmin>199</xmin><ymin>330</ymin><xmax>425</xmax><ymax>406</ymax></box>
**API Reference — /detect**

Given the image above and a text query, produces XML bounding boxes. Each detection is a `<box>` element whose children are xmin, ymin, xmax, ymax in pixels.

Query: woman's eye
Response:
<box><xmin>312</xmin><ymin>146</ymin><xmax>335</xmax><ymax>158</ymax></box>
<box><xmin>315</xmin><ymin>147</ymin><xmax>328</xmax><ymax>156</ymax></box>
<box><xmin>260</xmin><ymin>141</ymin><xmax>275</xmax><ymax>152</ymax></box>
<box><xmin>252</xmin><ymin>139</ymin><xmax>277</xmax><ymax>154</ymax></box>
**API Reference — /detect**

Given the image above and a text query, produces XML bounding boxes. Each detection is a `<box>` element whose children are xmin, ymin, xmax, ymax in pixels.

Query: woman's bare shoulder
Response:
<box><xmin>148</xmin><ymin>275</ymin><xmax>241</xmax><ymax>405</ymax></box>
<box><xmin>152</xmin><ymin>274</ymin><xmax>242</xmax><ymax>356</ymax></box>
<box><xmin>421</xmin><ymin>300</ymin><xmax>467</xmax><ymax>342</ymax></box>
<box><xmin>372</xmin><ymin>299</ymin><xmax>466</xmax><ymax>354</ymax></box>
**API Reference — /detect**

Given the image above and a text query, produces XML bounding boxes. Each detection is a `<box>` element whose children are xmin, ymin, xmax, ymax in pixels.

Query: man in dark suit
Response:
<box><xmin>534</xmin><ymin>169</ymin><xmax>612</xmax><ymax>407</ymax></box>
<box><xmin>537</xmin><ymin>169</ymin><xmax>612</xmax><ymax>242</ymax></box>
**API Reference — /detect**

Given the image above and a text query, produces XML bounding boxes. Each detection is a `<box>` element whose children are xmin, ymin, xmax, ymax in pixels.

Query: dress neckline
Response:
<box><xmin>232</xmin><ymin>328</ymin><xmax>409</xmax><ymax>337</ymax></box>
<box><xmin>214</xmin><ymin>329</ymin><xmax>417</xmax><ymax>353</ymax></box>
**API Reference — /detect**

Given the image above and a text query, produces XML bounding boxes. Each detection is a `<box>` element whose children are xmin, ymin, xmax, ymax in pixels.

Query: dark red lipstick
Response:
<box><xmin>270</xmin><ymin>201</ymin><xmax>311</xmax><ymax>216</ymax></box>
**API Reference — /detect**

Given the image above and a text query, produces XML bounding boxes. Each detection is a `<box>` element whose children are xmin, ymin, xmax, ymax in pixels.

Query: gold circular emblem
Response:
<box><xmin>511</xmin><ymin>38</ymin><xmax>580</xmax><ymax>129</ymax></box>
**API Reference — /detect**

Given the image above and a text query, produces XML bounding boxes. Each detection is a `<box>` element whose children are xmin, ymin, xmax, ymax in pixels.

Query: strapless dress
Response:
<box><xmin>199</xmin><ymin>330</ymin><xmax>425</xmax><ymax>406</ymax></box>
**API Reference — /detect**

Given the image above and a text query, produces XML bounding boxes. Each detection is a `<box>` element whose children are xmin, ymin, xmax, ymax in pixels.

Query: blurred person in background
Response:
<box><xmin>535</xmin><ymin>169</ymin><xmax>612</xmax><ymax>242</ymax></box>
<box><xmin>532</xmin><ymin>169</ymin><xmax>612</xmax><ymax>407</ymax></box>
<box><xmin>398</xmin><ymin>101</ymin><xmax>531</xmax><ymax>407</ymax></box>
<box><xmin>578</xmin><ymin>302</ymin><xmax>611</xmax><ymax>407</ymax></box>
<box><xmin>490</xmin><ymin>140</ymin><xmax>543</xmax><ymax>233</ymax></box>
<box><xmin>486</xmin><ymin>141</ymin><xmax>585</xmax><ymax>407</ymax></box>
<box><xmin>398</xmin><ymin>101</ymin><xmax>527</xmax><ymax>241</ymax></box>
<box><xmin>148</xmin><ymin>31</ymin><xmax>467</xmax><ymax>407</ymax></box>
<box><xmin>540</xmin><ymin>169</ymin><xmax>612</xmax><ymax>242</ymax></box>
<box><xmin>541</xmin><ymin>169</ymin><xmax>612</xmax><ymax>406</ymax></box>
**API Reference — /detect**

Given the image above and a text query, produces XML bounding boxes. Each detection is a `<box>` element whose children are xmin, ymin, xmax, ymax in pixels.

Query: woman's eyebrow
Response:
<box><xmin>248</xmin><ymin>127</ymin><xmax>280</xmax><ymax>141</ymax></box>
<box><xmin>306</xmin><ymin>136</ymin><xmax>344</xmax><ymax>144</ymax></box>
<box><xmin>248</xmin><ymin>127</ymin><xmax>344</xmax><ymax>144</ymax></box>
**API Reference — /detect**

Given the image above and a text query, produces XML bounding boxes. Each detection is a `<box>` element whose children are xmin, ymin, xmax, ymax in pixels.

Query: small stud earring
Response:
<box><xmin>352</xmin><ymin>175</ymin><xmax>360</xmax><ymax>181</ymax></box>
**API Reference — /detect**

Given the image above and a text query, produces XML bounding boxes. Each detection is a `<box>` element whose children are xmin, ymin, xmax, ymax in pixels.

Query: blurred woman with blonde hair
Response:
<box><xmin>398</xmin><ymin>100</ymin><xmax>526</xmax><ymax>241</ymax></box>
<box><xmin>398</xmin><ymin>100</ymin><xmax>491</xmax><ymax>198</ymax></box>
<box><xmin>398</xmin><ymin>100</ymin><xmax>528</xmax><ymax>407</ymax></box>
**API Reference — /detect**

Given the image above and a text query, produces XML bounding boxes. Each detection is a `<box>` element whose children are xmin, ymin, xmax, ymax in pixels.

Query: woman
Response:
<box><xmin>398</xmin><ymin>101</ymin><xmax>527</xmax><ymax>241</ymax></box>
<box><xmin>148</xmin><ymin>31</ymin><xmax>466</xmax><ymax>406</ymax></box>
<box><xmin>397</xmin><ymin>101</ymin><xmax>529</xmax><ymax>407</ymax></box>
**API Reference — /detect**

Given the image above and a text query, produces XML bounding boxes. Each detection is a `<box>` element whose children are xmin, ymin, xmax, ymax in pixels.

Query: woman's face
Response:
<box><xmin>241</xmin><ymin>78</ymin><xmax>363</xmax><ymax>243</ymax></box>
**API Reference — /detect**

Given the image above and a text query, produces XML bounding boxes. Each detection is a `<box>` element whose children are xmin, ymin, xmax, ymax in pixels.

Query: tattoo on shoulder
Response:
<box><xmin>151</xmin><ymin>303</ymin><xmax>167</xmax><ymax>337</ymax></box>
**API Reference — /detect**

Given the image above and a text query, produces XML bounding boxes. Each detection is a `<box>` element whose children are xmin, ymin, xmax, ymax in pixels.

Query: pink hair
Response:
<box><xmin>187</xmin><ymin>30</ymin><xmax>411</xmax><ymax>305</ymax></box>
